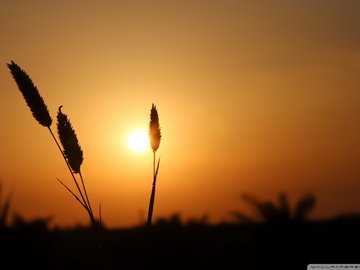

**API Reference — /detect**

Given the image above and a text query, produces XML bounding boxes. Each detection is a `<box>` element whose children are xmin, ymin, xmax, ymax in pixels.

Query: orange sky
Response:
<box><xmin>1</xmin><ymin>0</ymin><xmax>360</xmax><ymax>228</ymax></box>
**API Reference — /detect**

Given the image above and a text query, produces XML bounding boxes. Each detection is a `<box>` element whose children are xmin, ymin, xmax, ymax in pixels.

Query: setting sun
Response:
<box><xmin>127</xmin><ymin>130</ymin><xmax>150</xmax><ymax>153</ymax></box>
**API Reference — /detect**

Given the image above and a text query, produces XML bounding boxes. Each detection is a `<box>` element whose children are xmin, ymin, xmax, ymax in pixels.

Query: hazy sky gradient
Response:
<box><xmin>1</xmin><ymin>0</ymin><xmax>360</xmax><ymax>228</ymax></box>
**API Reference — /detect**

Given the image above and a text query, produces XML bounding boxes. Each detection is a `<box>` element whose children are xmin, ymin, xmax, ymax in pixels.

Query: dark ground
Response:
<box><xmin>1</xmin><ymin>214</ymin><xmax>359</xmax><ymax>270</ymax></box>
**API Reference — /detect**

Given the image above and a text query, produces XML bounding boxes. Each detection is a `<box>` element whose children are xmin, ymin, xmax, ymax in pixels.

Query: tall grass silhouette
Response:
<box><xmin>7</xmin><ymin>61</ymin><xmax>96</xmax><ymax>227</ymax></box>
<box><xmin>147</xmin><ymin>104</ymin><xmax>161</xmax><ymax>226</ymax></box>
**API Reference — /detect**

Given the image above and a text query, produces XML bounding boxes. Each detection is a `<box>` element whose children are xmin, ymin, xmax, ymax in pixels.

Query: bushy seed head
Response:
<box><xmin>149</xmin><ymin>104</ymin><xmax>161</xmax><ymax>152</ymax></box>
<box><xmin>57</xmin><ymin>106</ymin><xmax>83</xmax><ymax>173</ymax></box>
<box><xmin>7</xmin><ymin>61</ymin><xmax>52</xmax><ymax>127</ymax></box>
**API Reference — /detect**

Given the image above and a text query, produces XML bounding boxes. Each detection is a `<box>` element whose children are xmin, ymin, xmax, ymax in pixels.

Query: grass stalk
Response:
<box><xmin>79</xmin><ymin>170</ymin><xmax>95</xmax><ymax>223</ymax></box>
<box><xmin>7</xmin><ymin>60</ymin><xmax>96</xmax><ymax>228</ymax></box>
<box><xmin>56</xmin><ymin>178</ymin><xmax>87</xmax><ymax>209</ymax></box>
<box><xmin>147</xmin><ymin>104</ymin><xmax>162</xmax><ymax>226</ymax></box>
<box><xmin>147</xmin><ymin>153</ymin><xmax>160</xmax><ymax>226</ymax></box>
<box><xmin>48</xmin><ymin>127</ymin><xmax>91</xmax><ymax>216</ymax></box>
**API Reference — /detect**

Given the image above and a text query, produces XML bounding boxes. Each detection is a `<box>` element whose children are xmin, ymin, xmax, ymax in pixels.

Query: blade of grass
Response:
<box><xmin>56</xmin><ymin>178</ymin><xmax>87</xmax><ymax>209</ymax></box>
<box><xmin>79</xmin><ymin>170</ymin><xmax>95</xmax><ymax>223</ymax></box>
<box><xmin>48</xmin><ymin>127</ymin><xmax>90</xmax><ymax>212</ymax></box>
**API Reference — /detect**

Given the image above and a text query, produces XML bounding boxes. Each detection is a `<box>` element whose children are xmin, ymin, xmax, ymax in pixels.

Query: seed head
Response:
<box><xmin>57</xmin><ymin>106</ymin><xmax>83</xmax><ymax>173</ymax></box>
<box><xmin>149</xmin><ymin>104</ymin><xmax>161</xmax><ymax>152</ymax></box>
<box><xmin>7</xmin><ymin>61</ymin><xmax>52</xmax><ymax>127</ymax></box>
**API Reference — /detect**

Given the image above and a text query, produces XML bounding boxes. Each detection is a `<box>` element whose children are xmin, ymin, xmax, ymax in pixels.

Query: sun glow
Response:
<box><xmin>127</xmin><ymin>130</ymin><xmax>150</xmax><ymax>153</ymax></box>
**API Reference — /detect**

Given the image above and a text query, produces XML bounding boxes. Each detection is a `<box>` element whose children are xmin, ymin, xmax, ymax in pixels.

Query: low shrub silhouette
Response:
<box><xmin>0</xmin><ymin>182</ymin><xmax>11</xmax><ymax>229</ymax></box>
<box><xmin>232</xmin><ymin>192</ymin><xmax>316</xmax><ymax>224</ymax></box>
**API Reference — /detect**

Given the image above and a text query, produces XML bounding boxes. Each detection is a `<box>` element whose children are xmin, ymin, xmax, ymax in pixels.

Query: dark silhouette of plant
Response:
<box><xmin>56</xmin><ymin>106</ymin><xmax>95</xmax><ymax>225</ymax></box>
<box><xmin>7</xmin><ymin>61</ymin><xmax>96</xmax><ymax>227</ymax></box>
<box><xmin>0</xmin><ymin>182</ymin><xmax>11</xmax><ymax>229</ymax></box>
<box><xmin>155</xmin><ymin>213</ymin><xmax>182</xmax><ymax>228</ymax></box>
<box><xmin>293</xmin><ymin>193</ymin><xmax>317</xmax><ymax>221</ymax></box>
<box><xmin>57</xmin><ymin>106</ymin><xmax>84</xmax><ymax>174</ymax></box>
<box><xmin>232</xmin><ymin>192</ymin><xmax>316</xmax><ymax>224</ymax></box>
<box><xmin>7</xmin><ymin>61</ymin><xmax>52</xmax><ymax>127</ymax></box>
<box><xmin>147</xmin><ymin>103</ymin><xmax>161</xmax><ymax>226</ymax></box>
<box><xmin>12</xmin><ymin>213</ymin><xmax>52</xmax><ymax>232</ymax></box>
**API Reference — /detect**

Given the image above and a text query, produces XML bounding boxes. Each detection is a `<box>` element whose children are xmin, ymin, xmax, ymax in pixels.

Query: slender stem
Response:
<box><xmin>153</xmin><ymin>151</ymin><xmax>155</xmax><ymax>183</ymax></box>
<box><xmin>0</xmin><ymin>183</ymin><xmax>2</xmax><ymax>208</ymax></box>
<box><xmin>48</xmin><ymin>127</ymin><xmax>101</xmax><ymax>251</ymax></box>
<box><xmin>99</xmin><ymin>203</ymin><xmax>102</xmax><ymax>226</ymax></box>
<box><xmin>56</xmin><ymin>178</ymin><xmax>87</xmax><ymax>209</ymax></box>
<box><xmin>47</xmin><ymin>127</ymin><xmax>89</xmax><ymax>212</ymax></box>
<box><xmin>147</xmin><ymin>184</ymin><xmax>156</xmax><ymax>226</ymax></box>
<box><xmin>79</xmin><ymin>170</ymin><xmax>95</xmax><ymax>224</ymax></box>
<box><xmin>147</xmin><ymin>151</ymin><xmax>157</xmax><ymax>226</ymax></box>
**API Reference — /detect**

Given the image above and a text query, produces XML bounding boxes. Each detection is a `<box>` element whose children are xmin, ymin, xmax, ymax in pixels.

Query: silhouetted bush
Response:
<box><xmin>232</xmin><ymin>192</ymin><xmax>316</xmax><ymax>224</ymax></box>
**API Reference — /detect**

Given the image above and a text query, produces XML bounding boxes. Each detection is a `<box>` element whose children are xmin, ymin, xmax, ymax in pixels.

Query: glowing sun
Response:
<box><xmin>127</xmin><ymin>130</ymin><xmax>150</xmax><ymax>152</ymax></box>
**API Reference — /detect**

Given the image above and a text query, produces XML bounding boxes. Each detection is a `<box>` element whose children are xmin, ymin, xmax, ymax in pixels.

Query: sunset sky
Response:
<box><xmin>1</xmin><ymin>0</ymin><xmax>360</xmax><ymax>228</ymax></box>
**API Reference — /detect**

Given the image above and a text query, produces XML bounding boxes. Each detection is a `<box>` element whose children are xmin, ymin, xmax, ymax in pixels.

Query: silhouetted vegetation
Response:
<box><xmin>231</xmin><ymin>192</ymin><xmax>316</xmax><ymax>224</ymax></box>
<box><xmin>1</xmin><ymin>209</ymin><xmax>359</xmax><ymax>270</ymax></box>
<box><xmin>7</xmin><ymin>61</ymin><xmax>98</xmax><ymax>228</ymax></box>
<box><xmin>147</xmin><ymin>104</ymin><xmax>162</xmax><ymax>226</ymax></box>
<box><xmin>5</xmin><ymin>61</ymin><xmax>358</xmax><ymax>269</ymax></box>
<box><xmin>0</xmin><ymin>183</ymin><xmax>11</xmax><ymax>229</ymax></box>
